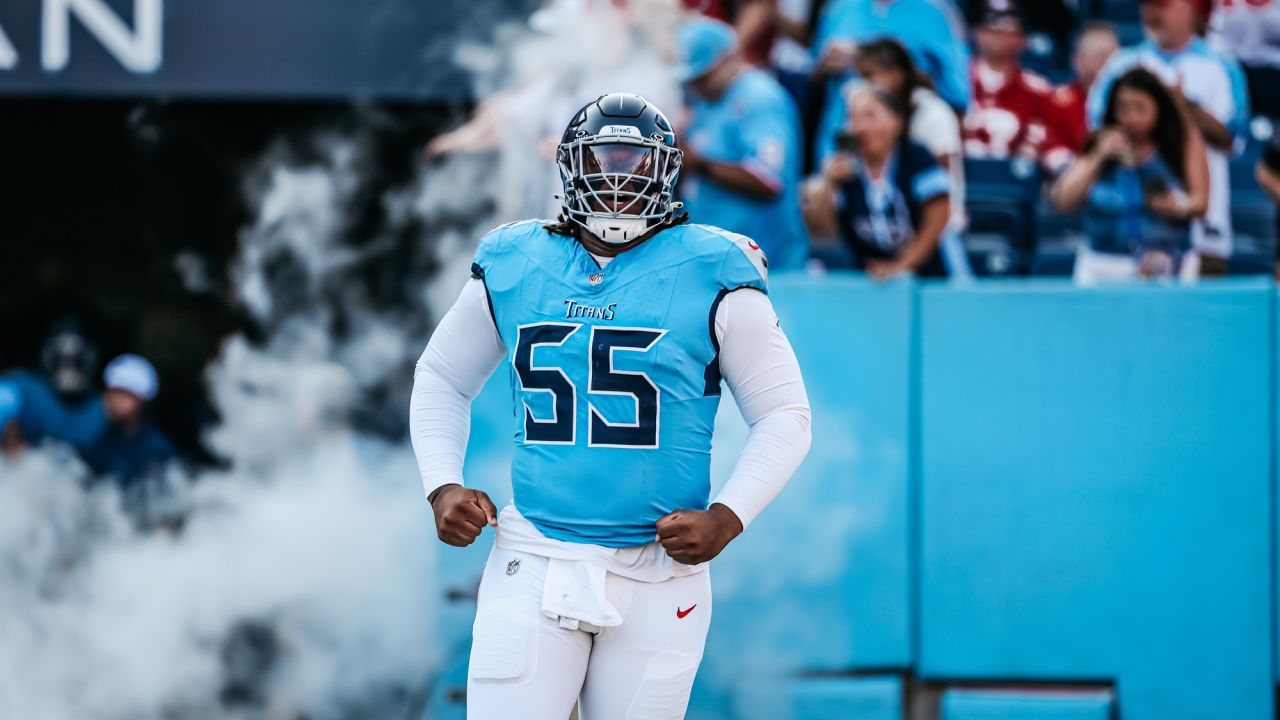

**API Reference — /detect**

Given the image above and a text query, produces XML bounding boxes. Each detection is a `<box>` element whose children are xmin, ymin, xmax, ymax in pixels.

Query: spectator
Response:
<box><xmin>807</xmin><ymin>39</ymin><xmax>966</xmax><ymax>237</ymax></box>
<box><xmin>1209</xmin><ymin>0</ymin><xmax>1280</xmax><ymax>118</ymax></box>
<box><xmin>1052</xmin><ymin>68</ymin><xmax>1210</xmax><ymax>283</ymax></box>
<box><xmin>0</xmin><ymin>383</ymin><xmax>18</xmax><ymax>454</ymax></box>
<box><xmin>809</xmin><ymin>84</ymin><xmax>953</xmax><ymax>278</ymax></box>
<box><xmin>810</xmin><ymin>0</ymin><xmax>970</xmax><ymax>167</ymax></box>
<box><xmin>770</xmin><ymin>0</ymin><xmax>819</xmax><ymax>104</ymax></box>
<box><xmin>1256</xmin><ymin>132</ymin><xmax>1280</xmax><ymax>278</ymax></box>
<box><xmin>0</xmin><ymin>320</ymin><xmax>101</xmax><ymax>454</ymax></box>
<box><xmin>686</xmin><ymin>0</ymin><xmax>778</xmax><ymax>68</ymax></box>
<box><xmin>963</xmin><ymin>1</ymin><xmax>1074</xmax><ymax>175</ymax></box>
<box><xmin>677</xmin><ymin>17</ymin><xmax>810</xmax><ymax>270</ymax></box>
<box><xmin>771</xmin><ymin>0</ymin><xmax>828</xmax><ymax>169</ymax></box>
<box><xmin>962</xmin><ymin>0</ymin><xmax>1078</xmax><ymax>55</ymax></box>
<box><xmin>78</xmin><ymin>355</ymin><xmax>175</xmax><ymax>485</ymax></box>
<box><xmin>1087</xmin><ymin>0</ymin><xmax>1250</xmax><ymax>275</ymax></box>
<box><xmin>1047</xmin><ymin>23</ymin><xmax>1121</xmax><ymax>155</ymax></box>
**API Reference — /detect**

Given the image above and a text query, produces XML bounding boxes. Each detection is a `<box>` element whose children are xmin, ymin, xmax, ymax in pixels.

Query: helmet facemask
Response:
<box><xmin>558</xmin><ymin>134</ymin><xmax>682</xmax><ymax>245</ymax></box>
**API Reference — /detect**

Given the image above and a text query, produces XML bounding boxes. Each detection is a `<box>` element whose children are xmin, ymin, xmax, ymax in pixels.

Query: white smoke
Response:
<box><xmin>431</xmin><ymin>0</ymin><xmax>683</xmax><ymax>224</ymax></box>
<box><xmin>0</xmin><ymin>134</ymin><xmax>444</xmax><ymax>719</ymax></box>
<box><xmin>0</xmin><ymin>443</ymin><xmax>436</xmax><ymax>720</ymax></box>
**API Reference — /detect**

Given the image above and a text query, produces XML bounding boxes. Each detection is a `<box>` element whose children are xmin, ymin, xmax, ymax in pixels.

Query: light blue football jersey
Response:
<box><xmin>472</xmin><ymin>219</ymin><xmax>769</xmax><ymax>547</ymax></box>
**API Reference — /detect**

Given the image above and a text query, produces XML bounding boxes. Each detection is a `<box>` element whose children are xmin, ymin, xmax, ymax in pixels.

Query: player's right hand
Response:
<box><xmin>429</xmin><ymin>484</ymin><xmax>498</xmax><ymax>547</ymax></box>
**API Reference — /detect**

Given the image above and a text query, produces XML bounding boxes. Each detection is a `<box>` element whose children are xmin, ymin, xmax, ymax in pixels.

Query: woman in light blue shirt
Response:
<box><xmin>1052</xmin><ymin>68</ymin><xmax>1209</xmax><ymax>281</ymax></box>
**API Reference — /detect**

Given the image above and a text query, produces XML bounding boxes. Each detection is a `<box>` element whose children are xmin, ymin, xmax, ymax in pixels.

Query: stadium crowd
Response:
<box><xmin>670</xmin><ymin>0</ymin><xmax>1280</xmax><ymax>281</ymax></box>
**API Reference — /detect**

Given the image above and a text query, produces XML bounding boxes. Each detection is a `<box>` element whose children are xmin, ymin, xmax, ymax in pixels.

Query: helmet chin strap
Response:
<box><xmin>585</xmin><ymin>216</ymin><xmax>650</xmax><ymax>245</ymax></box>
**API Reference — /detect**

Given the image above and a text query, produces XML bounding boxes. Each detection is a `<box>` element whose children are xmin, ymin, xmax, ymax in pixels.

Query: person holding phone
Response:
<box><xmin>809</xmin><ymin>83</ymin><xmax>953</xmax><ymax>278</ymax></box>
<box><xmin>1052</xmin><ymin>68</ymin><xmax>1210</xmax><ymax>283</ymax></box>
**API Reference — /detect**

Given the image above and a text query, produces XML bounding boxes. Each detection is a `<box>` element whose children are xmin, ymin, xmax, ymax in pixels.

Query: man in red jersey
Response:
<box><xmin>962</xmin><ymin>0</ymin><xmax>1073</xmax><ymax>174</ymax></box>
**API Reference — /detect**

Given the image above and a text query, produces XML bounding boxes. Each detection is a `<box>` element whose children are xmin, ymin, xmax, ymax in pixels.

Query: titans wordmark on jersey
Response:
<box><xmin>471</xmin><ymin>220</ymin><xmax>768</xmax><ymax>547</ymax></box>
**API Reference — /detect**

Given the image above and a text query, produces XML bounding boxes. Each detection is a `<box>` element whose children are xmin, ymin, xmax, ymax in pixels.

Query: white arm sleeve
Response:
<box><xmin>710</xmin><ymin>288</ymin><xmax>812</xmax><ymax>529</ymax></box>
<box><xmin>409</xmin><ymin>278</ymin><xmax>506</xmax><ymax>500</ymax></box>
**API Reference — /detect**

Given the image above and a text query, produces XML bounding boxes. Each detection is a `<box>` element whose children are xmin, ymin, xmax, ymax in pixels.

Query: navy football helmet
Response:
<box><xmin>40</xmin><ymin>318</ymin><xmax>98</xmax><ymax>400</ymax></box>
<box><xmin>556</xmin><ymin>93</ymin><xmax>683</xmax><ymax>244</ymax></box>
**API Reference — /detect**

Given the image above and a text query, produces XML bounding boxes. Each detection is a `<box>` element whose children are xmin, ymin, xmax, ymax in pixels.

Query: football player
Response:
<box><xmin>410</xmin><ymin>92</ymin><xmax>811</xmax><ymax>718</ymax></box>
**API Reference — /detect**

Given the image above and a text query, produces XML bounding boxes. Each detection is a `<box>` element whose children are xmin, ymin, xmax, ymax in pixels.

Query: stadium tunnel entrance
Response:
<box><xmin>0</xmin><ymin>98</ymin><xmax>469</xmax><ymax>464</ymax></box>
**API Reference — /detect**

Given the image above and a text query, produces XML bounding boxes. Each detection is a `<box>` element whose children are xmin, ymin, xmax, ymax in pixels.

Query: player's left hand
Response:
<box><xmin>655</xmin><ymin>504</ymin><xmax>744</xmax><ymax>565</ymax></box>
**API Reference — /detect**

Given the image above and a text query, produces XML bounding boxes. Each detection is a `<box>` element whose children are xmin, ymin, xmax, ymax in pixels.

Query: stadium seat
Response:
<box><xmin>964</xmin><ymin>158</ymin><xmax>1043</xmax><ymax>276</ymax></box>
<box><xmin>1031</xmin><ymin>204</ymin><xmax>1084</xmax><ymax>277</ymax></box>
<box><xmin>1229</xmin><ymin>130</ymin><xmax>1278</xmax><ymax>272</ymax></box>
<box><xmin>941</xmin><ymin>688</ymin><xmax>1115</xmax><ymax>720</ymax></box>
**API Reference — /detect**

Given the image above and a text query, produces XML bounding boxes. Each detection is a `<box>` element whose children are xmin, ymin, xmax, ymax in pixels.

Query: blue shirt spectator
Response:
<box><xmin>77</xmin><ymin>417</ymin><xmax>175</xmax><ymax>485</ymax></box>
<box><xmin>1083</xmin><ymin>152</ymin><xmax>1191</xmax><ymax>259</ymax></box>
<box><xmin>0</xmin><ymin>320</ymin><xmax>102</xmax><ymax>448</ymax></box>
<box><xmin>811</xmin><ymin>0</ymin><xmax>971</xmax><ymax>167</ymax></box>
<box><xmin>1086</xmin><ymin>0</ymin><xmax>1248</xmax><ymax>267</ymax></box>
<box><xmin>88</xmin><ymin>354</ymin><xmax>175</xmax><ymax>484</ymax></box>
<box><xmin>0</xmin><ymin>382</ymin><xmax>15</xmax><ymax>429</ymax></box>
<box><xmin>0</xmin><ymin>370</ymin><xmax>103</xmax><ymax>448</ymax></box>
<box><xmin>1054</xmin><ymin>67</ymin><xmax>1210</xmax><ymax>282</ymax></box>
<box><xmin>677</xmin><ymin>17</ymin><xmax>810</xmax><ymax>271</ymax></box>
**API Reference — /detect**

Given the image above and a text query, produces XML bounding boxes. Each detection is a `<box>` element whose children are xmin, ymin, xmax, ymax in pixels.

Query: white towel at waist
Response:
<box><xmin>494</xmin><ymin>505</ymin><xmax>705</xmax><ymax>584</ymax></box>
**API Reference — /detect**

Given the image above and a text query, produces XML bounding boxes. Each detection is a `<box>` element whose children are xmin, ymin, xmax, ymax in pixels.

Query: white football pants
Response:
<box><xmin>466</xmin><ymin>546</ymin><xmax>712</xmax><ymax>720</ymax></box>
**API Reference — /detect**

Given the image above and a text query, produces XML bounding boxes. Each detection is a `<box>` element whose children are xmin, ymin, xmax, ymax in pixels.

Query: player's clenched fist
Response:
<box><xmin>429</xmin><ymin>484</ymin><xmax>498</xmax><ymax>547</ymax></box>
<box><xmin>655</xmin><ymin>503</ymin><xmax>744</xmax><ymax>565</ymax></box>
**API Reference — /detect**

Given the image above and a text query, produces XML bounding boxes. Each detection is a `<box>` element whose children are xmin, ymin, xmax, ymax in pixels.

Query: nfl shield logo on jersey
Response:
<box><xmin>506</xmin><ymin>558</ymin><xmax>521</xmax><ymax>576</ymax></box>
<box><xmin>588</xmin><ymin>273</ymin><xmax>605</xmax><ymax>286</ymax></box>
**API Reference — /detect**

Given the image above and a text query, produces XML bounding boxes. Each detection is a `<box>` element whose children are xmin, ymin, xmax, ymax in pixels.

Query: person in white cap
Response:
<box><xmin>78</xmin><ymin>354</ymin><xmax>175</xmax><ymax>484</ymax></box>
<box><xmin>103</xmin><ymin>354</ymin><xmax>159</xmax><ymax>423</ymax></box>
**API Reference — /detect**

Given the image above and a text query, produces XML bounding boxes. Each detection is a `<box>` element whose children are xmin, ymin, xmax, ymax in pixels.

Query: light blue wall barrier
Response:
<box><xmin>1275</xmin><ymin>287</ymin><xmax>1280</xmax><ymax>686</ymax></box>
<box><xmin>919</xmin><ymin>280</ymin><xmax>1274</xmax><ymax>720</ymax></box>
<box><xmin>426</xmin><ymin>276</ymin><xmax>1277</xmax><ymax>720</ymax></box>
<box><xmin>689</xmin><ymin>277</ymin><xmax>916</xmax><ymax>717</ymax></box>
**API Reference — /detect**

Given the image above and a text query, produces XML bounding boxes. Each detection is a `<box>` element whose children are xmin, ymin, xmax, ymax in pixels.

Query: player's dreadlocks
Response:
<box><xmin>543</xmin><ymin>211</ymin><xmax>691</xmax><ymax>238</ymax></box>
